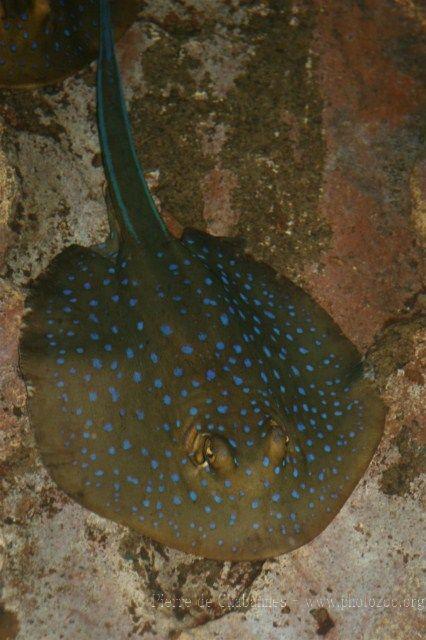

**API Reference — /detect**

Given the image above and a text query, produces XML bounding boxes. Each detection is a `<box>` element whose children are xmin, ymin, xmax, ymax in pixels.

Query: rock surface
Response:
<box><xmin>0</xmin><ymin>1</ymin><xmax>424</xmax><ymax>639</ymax></box>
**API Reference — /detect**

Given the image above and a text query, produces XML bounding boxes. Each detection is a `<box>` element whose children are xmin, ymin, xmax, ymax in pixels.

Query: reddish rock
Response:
<box><xmin>201</xmin><ymin>167</ymin><xmax>240</xmax><ymax>236</ymax></box>
<box><xmin>305</xmin><ymin>0</ymin><xmax>424</xmax><ymax>351</ymax></box>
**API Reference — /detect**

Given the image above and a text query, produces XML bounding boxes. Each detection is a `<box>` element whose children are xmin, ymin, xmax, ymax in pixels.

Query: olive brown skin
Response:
<box><xmin>0</xmin><ymin>0</ymin><xmax>140</xmax><ymax>88</ymax></box>
<box><xmin>20</xmin><ymin>235</ymin><xmax>385</xmax><ymax>561</ymax></box>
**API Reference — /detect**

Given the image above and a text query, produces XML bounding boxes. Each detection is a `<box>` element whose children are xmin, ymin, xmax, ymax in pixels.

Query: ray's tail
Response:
<box><xmin>97</xmin><ymin>0</ymin><xmax>169</xmax><ymax>243</ymax></box>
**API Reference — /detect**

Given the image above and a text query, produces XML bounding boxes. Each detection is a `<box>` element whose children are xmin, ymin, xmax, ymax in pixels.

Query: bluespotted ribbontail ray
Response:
<box><xmin>0</xmin><ymin>0</ymin><xmax>139</xmax><ymax>88</ymax></box>
<box><xmin>19</xmin><ymin>0</ymin><xmax>385</xmax><ymax>560</ymax></box>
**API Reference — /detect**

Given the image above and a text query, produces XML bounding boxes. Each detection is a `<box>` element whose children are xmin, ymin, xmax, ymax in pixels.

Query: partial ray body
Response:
<box><xmin>19</xmin><ymin>0</ymin><xmax>385</xmax><ymax>560</ymax></box>
<box><xmin>0</xmin><ymin>0</ymin><xmax>139</xmax><ymax>88</ymax></box>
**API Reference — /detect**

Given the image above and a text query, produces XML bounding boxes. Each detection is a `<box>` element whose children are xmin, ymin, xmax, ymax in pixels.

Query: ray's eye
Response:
<box><xmin>191</xmin><ymin>435</ymin><xmax>212</xmax><ymax>466</ymax></box>
<box><xmin>203</xmin><ymin>438</ymin><xmax>215</xmax><ymax>464</ymax></box>
<box><xmin>193</xmin><ymin>435</ymin><xmax>218</xmax><ymax>467</ymax></box>
<box><xmin>186</xmin><ymin>428</ymin><xmax>235</xmax><ymax>473</ymax></box>
<box><xmin>266</xmin><ymin>419</ymin><xmax>290</xmax><ymax>466</ymax></box>
<box><xmin>204</xmin><ymin>435</ymin><xmax>235</xmax><ymax>473</ymax></box>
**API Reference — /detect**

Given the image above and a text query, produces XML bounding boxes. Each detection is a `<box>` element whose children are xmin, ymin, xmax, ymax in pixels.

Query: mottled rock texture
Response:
<box><xmin>0</xmin><ymin>1</ymin><xmax>424</xmax><ymax>639</ymax></box>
